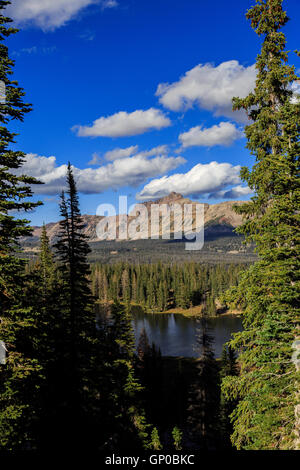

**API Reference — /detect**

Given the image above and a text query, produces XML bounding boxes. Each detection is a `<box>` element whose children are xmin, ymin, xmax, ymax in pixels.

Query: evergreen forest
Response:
<box><xmin>0</xmin><ymin>0</ymin><xmax>299</xmax><ymax>454</ymax></box>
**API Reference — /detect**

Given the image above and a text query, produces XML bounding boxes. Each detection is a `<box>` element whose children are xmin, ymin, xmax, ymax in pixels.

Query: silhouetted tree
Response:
<box><xmin>187</xmin><ymin>312</ymin><xmax>220</xmax><ymax>449</ymax></box>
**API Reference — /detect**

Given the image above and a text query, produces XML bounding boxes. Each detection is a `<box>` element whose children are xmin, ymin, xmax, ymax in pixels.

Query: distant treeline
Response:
<box><xmin>90</xmin><ymin>262</ymin><xmax>246</xmax><ymax>315</ymax></box>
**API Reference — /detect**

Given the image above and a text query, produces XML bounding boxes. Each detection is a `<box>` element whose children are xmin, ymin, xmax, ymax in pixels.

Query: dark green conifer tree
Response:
<box><xmin>137</xmin><ymin>327</ymin><xmax>151</xmax><ymax>362</ymax></box>
<box><xmin>108</xmin><ymin>301</ymin><xmax>151</xmax><ymax>450</ymax></box>
<box><xmin>187</xmin><ymin>312</ymin><xmax>220</xmax><ymax>449</ymax></box>
<box><xmin>51</xmin><ymin>163</ymin><xmax>101</xmax><ymax>451</ymax></box>
<box><xmin>38</xmin><ymin>224</ymin><xmax>55</xmax><ymax>295</ymax></box>
<box><xmin>0</xmin><ymin>1</ymin><xmax>43</xmax><ymax>451</ymax></box>
<box><xmin>150</xmin><ymin>427</ymin><xmax>162</xmax><ymax>451</ymax></box>
<box><xmin>219</xmin><ymin>345</ymin><xmax>238</xmax><ymax>449</ymax></box>
<box><xmin>172</xmin><ymin>426</ymin><xmax>183</xmax><ymax>451</ymax></box>
<box><xmin>222</xmin><ymin>0</ymin><xmax>300</xmax><ymax>450</ymax></box>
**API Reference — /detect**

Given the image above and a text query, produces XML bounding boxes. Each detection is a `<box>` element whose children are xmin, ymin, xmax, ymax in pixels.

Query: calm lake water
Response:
<box><xmin>132</xmin><ymin>311</ymin><xmax>243</xmax><ymax>358</ymax></box>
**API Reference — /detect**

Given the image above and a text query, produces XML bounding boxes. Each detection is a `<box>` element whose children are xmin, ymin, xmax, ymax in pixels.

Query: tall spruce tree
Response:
<box><xmin>222</xmin><ymin>0</ymin><xmax>300</xmax><ymax>450</ymax></box>
<box><xmin>0</xmin><ymin>1</ymin><xmax>44</xmax><ymax>451</ymax></box>
<box><xmin>52</xmin><ymin>163</ymin><xmax>101</xmax><ymax>451</ymax></box>
<box><xmin>38</xmin><ymin>224</ymin><xmax>55</xmax><ymax>296</ymax></box>
<box><xmin>187</xmin><ymin>312</ymin><xmax>220</xmax><ymax>449</ymax></box>
<box><xmin>107</xmin><ymin>301</ymin><xmax>152</xmax><ymax>451</ymax></box>
<box><xmin>219</xmin><ymin>345</ymin><xmax>238</xmax><ymax>449</ymax></box>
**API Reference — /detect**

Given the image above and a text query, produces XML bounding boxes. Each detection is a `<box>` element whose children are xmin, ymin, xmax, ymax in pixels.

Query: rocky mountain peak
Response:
<box><xmin>24</xmin><ymin>194</ymin><xmax>246</xmax><ymax>245</ymax></box>
<box><xmin>159</xmin><ymin>192</ymin><xmax>184</xmax><ymax>202</ymax></box>
<box><xmin>150</xmin><ymin>192</ymin><xmax>191</xmax><ymax>206</ymax></box>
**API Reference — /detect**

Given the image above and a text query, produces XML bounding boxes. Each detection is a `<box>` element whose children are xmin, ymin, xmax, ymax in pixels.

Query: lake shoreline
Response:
<box><xmin>130</xmin><ymin>303</ymin><xmax>242</xmax><ymax>319</ymax></box>
<box><xmin>148</xmin><ymin>309</ymin><xmax>242</xmax><ymax>319</ymax></box>
<box><xmin>96</xmin><ymin>300</ymin><xmax>242</xmax><ymax>319</ymax></box>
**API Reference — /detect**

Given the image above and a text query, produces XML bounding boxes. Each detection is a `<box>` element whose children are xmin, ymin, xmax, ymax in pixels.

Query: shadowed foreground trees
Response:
<box><xmin>0</xmin><ymin>1</ymin><xmax>44</xmax><ymax>450</ymax></box>
<box><xmin>1</xmin><ymin>0</ymin><xmax>299</xmax><ymax>453</ymax></box>
<box><xmin>40</xmin><ymin>163</ymin><xmax>100</xmax><ymax>450</ymax></box>
<box><xmin>187</xmin><ymin>313</ymin><xmax>220</xmax><ymax>450</ymax></box>
<box><xmin>38</xmin><ymin>165</ymin><xmax>151</xmax><ymax>452</ymax></box>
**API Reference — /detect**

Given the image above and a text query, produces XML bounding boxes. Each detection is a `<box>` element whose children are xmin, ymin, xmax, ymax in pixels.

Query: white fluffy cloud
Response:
<box><xmin>104</xmin><ymin>145</ymin><xmax>139</xmax><ymax>161</ymax></box>
<box><xmin>104</xmin><ymin>144</ymin><xmax>169</xmax><ymax>161</ymax></box>
<box><xmin>17</xmin><ymin>152</ymin><xmax>185</xmax><ymax>195</ymax></box>
<box><xmin>6</xmin><ymin>0</ymin><xmax>117</xmax><ymax>31</ymax></box>
<box><xmin>139</xmin><ymin>145</ymin><xmax>169</xmax><ymax>157</ymax></box>
<box><xmin>208</xmin><ymin>185</ymin><xmax>253</xmax><ymax>199</ymax></box>
<box><xmin>73</xmin><ymin>108</ymin><xmax>171</xmax><ymax>138</ymax></box>
<box><xmin>179</xmin><ymin>122</ymin><xmax>242</xmax><ymax>148</ymax></box>
<box><xmin>156</xmin><ymin>61</ymin><xmax>256</xmax><ymax>121</ymax></box>
<box><xmin>136</xmin><ymin>161</ymin><xmax>243</xmax><ymax>200</ymax></box>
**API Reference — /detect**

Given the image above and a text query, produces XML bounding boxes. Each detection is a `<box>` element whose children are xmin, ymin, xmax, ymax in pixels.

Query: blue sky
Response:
<box><xmin>5</xmin><ymin>0</ymin><xmax>300</xmax><ymax>225</ymax></box>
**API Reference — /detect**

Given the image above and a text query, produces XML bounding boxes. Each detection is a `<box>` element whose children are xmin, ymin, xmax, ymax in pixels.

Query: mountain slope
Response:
<box><xmin>24</xmin><ymin>193</ymin><xmax>246</xmax><ymax>245</ymax></box>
